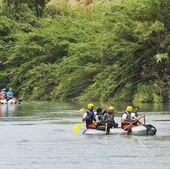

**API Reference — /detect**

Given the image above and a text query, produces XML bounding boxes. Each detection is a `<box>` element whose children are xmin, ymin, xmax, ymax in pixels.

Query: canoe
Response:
<box><xmin>82</xmin><ymin>124</ymin><xmax>157</xmax><ymax>136</ymax></box>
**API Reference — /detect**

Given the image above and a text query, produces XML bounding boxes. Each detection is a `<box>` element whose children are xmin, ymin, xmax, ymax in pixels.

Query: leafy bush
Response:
<box><xmin>0</xmin><ymin>0</ymin><xmax>169</xmax><ymax>102</ymax></box>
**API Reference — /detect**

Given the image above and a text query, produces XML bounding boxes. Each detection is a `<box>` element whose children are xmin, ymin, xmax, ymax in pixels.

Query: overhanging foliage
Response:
<box><xmin>0</xmin><ymin>0</ymin><xmax>170</xmax><ymax>102</ymax></box>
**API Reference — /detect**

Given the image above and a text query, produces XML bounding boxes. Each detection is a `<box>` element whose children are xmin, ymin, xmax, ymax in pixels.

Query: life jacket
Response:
<box><xmin>102</xmin><ymin>112</ymin><xmax>115</xmax><ymax>124</ymax></box>
<box><xmin>0</xmin><ymin>93</ymin><xmax>3</xmax><ymax>99</ymax></box>
<box><xmin>121</xmin><ymin>112</ymin><xmax>132</xmax><ymax>122</ymax></box>
<box><xmin>0</xmin><ymin>93</ymin><xmax>5</xmax><ymax>100</ymax></box>
<box><xmin>7</xmin><ymin>91</ymin><xmax>14</xmax><ymax>100</ymax></box>
<box><xmin>102</xmin><ymin>110</ymin><xmax>107</xmax><ymax>116</ymax></box>
<box><xmin>86</xmin><ymin>111</ymin><xmax>94</xmax><ymax>126</ymax></box>
<box><xmin>121</xmin><ymin>112</ymin><xmax>133</xmax><ymax>129</ymax></box>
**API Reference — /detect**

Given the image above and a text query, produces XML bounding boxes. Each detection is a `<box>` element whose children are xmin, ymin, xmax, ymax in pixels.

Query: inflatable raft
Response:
<box><xmin>82</xmin><ymin>124</ymin><xmax>157</xmax><ymax>136</ymax></box>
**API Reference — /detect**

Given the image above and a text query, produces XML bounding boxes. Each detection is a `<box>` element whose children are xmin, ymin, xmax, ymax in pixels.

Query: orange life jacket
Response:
<box><xmin>0</xmin><ymin>93</ymin><xmax>5</xmax><ymax>100</ymax></box>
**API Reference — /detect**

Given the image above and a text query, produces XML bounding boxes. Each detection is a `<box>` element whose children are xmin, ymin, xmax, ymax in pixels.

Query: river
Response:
<box><xmin>0</xmin><ymin>101</ymin><xmax>170</xmax><ymax>169</ymax></box>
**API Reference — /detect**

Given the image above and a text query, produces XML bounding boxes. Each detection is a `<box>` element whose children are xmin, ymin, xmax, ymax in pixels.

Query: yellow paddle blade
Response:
<box><xmin>72</xmin><ymin>123</ymin><xmax>83</xmax><ymax>133</ymax></box>
<box><xmin>79</xmin><ymin>108</ymin><xmax>85</xmax><ymax>113</ymax></box>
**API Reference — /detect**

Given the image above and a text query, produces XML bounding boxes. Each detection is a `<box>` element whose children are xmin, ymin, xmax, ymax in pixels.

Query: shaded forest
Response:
<box><xmin>0</xmin><ymin>0</ymin><xmax>170</xmax><ymax>103</ymax></box>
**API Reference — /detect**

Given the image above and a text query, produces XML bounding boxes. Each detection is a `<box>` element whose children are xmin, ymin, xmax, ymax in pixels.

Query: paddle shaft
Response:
<box><xmin>105</xmin><ymin>123</ymin><xmax>108</xmax><ymax>134</ymax></box>
<box><xmin>123</xmin><ymin>115</ymin><xmax>145</xmax><ymax>131</ymax></box>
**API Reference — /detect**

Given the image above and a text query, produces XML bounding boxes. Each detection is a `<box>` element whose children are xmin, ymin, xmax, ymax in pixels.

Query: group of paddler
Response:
<box><xmin>73</xmin><ymin>103</ymin><xmax>144</xmax><ymax>134</ymax></box>
<box><xmin>0</xmin><ymin>88</ymin><xmax>19</xmax><ymax>104</ymax></box>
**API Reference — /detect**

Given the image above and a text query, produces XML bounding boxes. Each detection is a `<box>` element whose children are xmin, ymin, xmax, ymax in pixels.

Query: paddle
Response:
<box><xmin>72</xmin><ymin>122</ymin><xmax>84</xmax><ymax>133</ymax></box>
<box><xmin>72</xmin><ymin>109</ymin><xmax>94</xmax><ymax>133</ymax></box>
<box><xmin>72</xmin><ymin>108</ymin><xmax>85</xmax><ymax>133</ymax></box>
<box><xmin>119</xmin><ymin>115</ymin><xmax>145</xmax><ymax>135</ymax></box>
<box><xmin>143</xmin><ymin>115</ymin><xmax>146</xmax><ymax>125</ymax></box>
<box><xmin>105</xmin><ymin>123</ymin><xmax>108</xmax><ymax>134</ymax></box>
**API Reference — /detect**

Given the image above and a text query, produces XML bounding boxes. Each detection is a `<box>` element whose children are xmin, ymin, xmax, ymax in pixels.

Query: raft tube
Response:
<box><xmin>82</xmin><ymin>124</ymin><xmax>157</xmax><ymax>136</ymax></box>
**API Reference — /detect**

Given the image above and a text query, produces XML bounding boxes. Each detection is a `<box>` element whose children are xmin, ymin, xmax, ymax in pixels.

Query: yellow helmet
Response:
<box><xmin>126</xmin><ymin>106</ymin><xmax>133</xmax><ymax>112</ymax></box>
<box><xmin>108</xmin><ymin>106</ymin><xmax>114</xmax><ymax>111</ymax></box>
<box><xmin>87</xmin><ymin>103</ymin><xmax>94</xmax><ymax>109</ymax></box>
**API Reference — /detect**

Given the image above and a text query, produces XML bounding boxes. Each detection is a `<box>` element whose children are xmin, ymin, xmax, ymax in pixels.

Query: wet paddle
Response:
<box><xmin>72</xmin><ymin>122</ymin><xmax>84</xmax><ymax>133</ymax></box>
<box><xmin>72</xmin><ymin>108</ymin><xmax>95</xmax><ymax>133</ymax></box>
<box><xmin>72</xmin><ymin>108</ymin><xmax>85</xmax><ymax>133</ymax></box>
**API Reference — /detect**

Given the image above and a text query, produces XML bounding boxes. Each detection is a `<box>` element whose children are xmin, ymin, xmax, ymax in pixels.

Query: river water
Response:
<box><xmin>0</xmin><ymin>101</ymin><xmax>170</xmax><ymax>169</ymax></box>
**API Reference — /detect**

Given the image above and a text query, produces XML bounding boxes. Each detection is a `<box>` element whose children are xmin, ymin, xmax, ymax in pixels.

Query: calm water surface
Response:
<box><xmin>0</xmin><ymin>101</ymin><xmax>170</xmax><ymax>169</ymax></box>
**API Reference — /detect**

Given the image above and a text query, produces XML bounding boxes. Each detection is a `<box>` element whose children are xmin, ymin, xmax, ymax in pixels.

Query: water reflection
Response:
<box><xmin>1</xmin><ymin>101</ymin><xmax>170</xmax><ymax>120</ymax></box>
<box><xmin>0</xmin><ymin>104</ymin><xmax>18</xmax><ymax>118</ymax></box>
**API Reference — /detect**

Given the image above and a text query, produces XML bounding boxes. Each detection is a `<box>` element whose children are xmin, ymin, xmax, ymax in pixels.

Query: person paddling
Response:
<box><xmin>94</xmin><ymin>107</ymin><xmax>104</xmax><ymax>129</ymax></box>
<box><xmin>7</xmin><ymin>88</ymin><xmax>14</xmax><ymax>101</ymax></box>
<box><xmin>0</xmin><ymin>89</ymin><xmax>7</xmax><ymax>104</ymax></box>
<box><xmin>82</xmin><ymin>103</ymin><xmax>96</xmax><ymax>129</ymax></box>
<box><xmin>133</xmin><ymin>106</ymin><xmax>143</xmax><ymax>125</ymax></box>
<box><xmin>121</xmin><ymin>106</ymin><xmax>136</xmax><ymax>134</ymax></box>
<box><xmin>1</xmin><ymin>88</ymin><xmax>7</xmax><ymax>98</ymax></box>
<box><xmin>102</xmin><ymin>106</ymin><xmax>118</xmax><ymax>134</ymax></box>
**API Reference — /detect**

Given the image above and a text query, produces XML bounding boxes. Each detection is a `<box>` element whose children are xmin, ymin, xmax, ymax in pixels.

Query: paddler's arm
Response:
<box><xmin>132</xmin><ymin>114</ymin><xmax>143</xmax><ymax>125</ymax></box>
<box><xmin>82</xmin><ymin>112</ymin><xmax>92</xmax><ymax>121</ymax></box>
<box><xmin>82</xmin><ymin>112</ymin><xmax>87</xmax><ymax>121</ymax></box>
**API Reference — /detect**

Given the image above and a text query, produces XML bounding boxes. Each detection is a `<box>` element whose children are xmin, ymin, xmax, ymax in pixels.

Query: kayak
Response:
<box><xmin>82</xmin><ymin>124</ymin><xmax>157</xmax><ymax>136</ymax></box>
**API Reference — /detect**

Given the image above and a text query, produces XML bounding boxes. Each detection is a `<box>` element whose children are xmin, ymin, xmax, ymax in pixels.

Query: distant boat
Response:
<box><xmin>0</xmin><ymin>97</ymin><xmax>21</xmax><ymax>105</ymax></box>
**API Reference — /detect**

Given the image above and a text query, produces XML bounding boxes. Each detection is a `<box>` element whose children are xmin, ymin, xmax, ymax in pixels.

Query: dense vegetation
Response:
<box><xmin>0</xmin><ymin>0</ymin><xmax>170</xmax><ymax>103</ymax></box>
